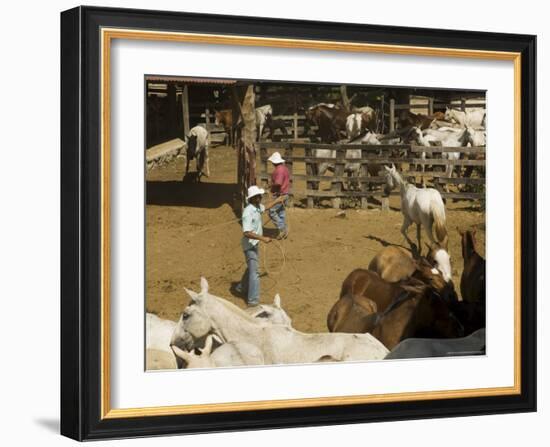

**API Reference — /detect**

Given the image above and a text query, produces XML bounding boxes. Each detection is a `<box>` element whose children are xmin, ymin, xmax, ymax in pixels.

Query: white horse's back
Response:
<box><xmin>146</xmin><ymin>313</ymin><xmax>177</xmax><ymax>353</ymax></box>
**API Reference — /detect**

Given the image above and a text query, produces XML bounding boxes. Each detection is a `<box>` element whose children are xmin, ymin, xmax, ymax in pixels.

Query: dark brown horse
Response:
<box><xmin>458</xmin><ymin>229</ymin><xmax>486</xmax><ymax>303</ymax></box>
<box><xmin>305</xmin><ymin>104</ymin><xmax>350</xmax><ymax>143</ymax></box>
<box><xmin>263</xmin><ymin>113</ymin><xmax>289</xmax><ymax>140</ymax></box>
<box><xmin>327</xmin><ymin>266</ymin><xmax>457</xmax><ymax>333</ymax></box>
<box><xmin>371</xmin><ymin>285</ymin><xmax>465</xmax><ymax>349</ymax></box>
<box><xmin>398</xmin><ymin>110</ymin><xmax>436</xmax><ymax>130</ymax></box>
<box><xmin>327</xmin><ymin>277</ymin><xmax>464</xmax><ymax>349</ymax></box>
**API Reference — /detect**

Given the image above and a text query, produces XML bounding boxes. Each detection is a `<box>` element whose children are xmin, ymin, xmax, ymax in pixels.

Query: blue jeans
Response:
<box><xmin>269</xmin><ymin>196</ymin><xmax>288</xmax><ymax>232</ymax></box>
<box><xmin>238</xmin><ymin>246</ymin><xmax>260</xmax><ymax>305</ymax></box>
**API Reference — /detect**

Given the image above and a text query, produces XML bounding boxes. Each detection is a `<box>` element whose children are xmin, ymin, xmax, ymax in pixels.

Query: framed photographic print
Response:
<box><xmin>60</xmin><ymin>6</ymin><xmax>536</xmax><ymax>441</ymax></box>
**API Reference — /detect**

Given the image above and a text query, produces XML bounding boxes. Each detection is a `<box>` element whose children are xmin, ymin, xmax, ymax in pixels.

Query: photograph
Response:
<box><xmin>56</xmin><ymin>5</ymin><xmax>537</xmax><ymax>441</ymax></box>
<box><xmin>144</xmin><ymin>77</ymin><xmax>487</xmax><ymax>370</ymax></box>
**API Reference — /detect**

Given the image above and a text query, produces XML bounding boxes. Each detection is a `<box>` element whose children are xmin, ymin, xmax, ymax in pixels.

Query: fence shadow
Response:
<box><xmin>146</xmin><ymin>180</ymin><xmax>237</xmax><ymax>210</ymax></box>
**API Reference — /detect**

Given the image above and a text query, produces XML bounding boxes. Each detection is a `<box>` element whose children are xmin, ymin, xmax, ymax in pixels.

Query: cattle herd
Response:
<box><xmin>146</xmin><ymin>97</ymin><xmax>487</xmax><ymax>370</ymax></box>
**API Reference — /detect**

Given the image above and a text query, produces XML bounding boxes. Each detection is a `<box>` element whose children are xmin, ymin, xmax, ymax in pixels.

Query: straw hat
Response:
<box><xmin>246</xmin><ymin>185</ymin><xmax>265</xmax><ymax>200</ymax></box>
<box><xmin>267</xmin><ymin>152</ymin><xmax>285</xmax><ymax>164</ymax></box>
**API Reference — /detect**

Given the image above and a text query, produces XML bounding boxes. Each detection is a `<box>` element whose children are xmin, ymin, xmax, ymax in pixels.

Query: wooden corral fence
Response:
<box><xmin>201</xmin><ymin>110</ymin><xmax>317</xmax><ymax>143</ymax></box>
<box><xmin>259</xmin><ymin>142</ymin><xmax>485</xmax><ymax>209</ymax></box>
<box><xmin>388</xmin><ymin>97</ymin><xmax>486</xmax><ymax>132</ymax></box>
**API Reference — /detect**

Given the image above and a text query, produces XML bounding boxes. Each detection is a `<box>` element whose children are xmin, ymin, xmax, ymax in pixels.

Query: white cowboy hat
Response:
<box><xmin>246</xmin><ymin>185</ymin><xmax>265</xmax><ymax>200</ymax></box>
<box><xmin>267</xmin><ymin>152</ymin><xmax>285</xmax><ymax>164</ymax></box>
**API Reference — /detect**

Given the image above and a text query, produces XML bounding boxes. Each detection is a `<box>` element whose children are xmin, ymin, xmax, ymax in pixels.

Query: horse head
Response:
<box><xmin>170</xmin><ymin>278</ymin><xmax>213</xmax><ymax>351</ymax></box>
<box><xmin>171</xmin><ymin>334</ymin><xmax>216</xmax><ymax>369</ymax></box>
<box><xmin>425</xmin><ymin>243</ymin><xmax>453</xmax><ymax>283</ymax></box>
<box><xmin>246</xmin><ymin>294</ymin><xmax>293</xmax><ymax>327</ymax></box>
<box><xmin>414</xmin><ymin>256</ymin><xmax>458</xmax><ymax>303</ymax></box>
<box><xmin>383</xmin><ymin>164</ymin><xmax>399</xmax><ymax>195</ymax></box>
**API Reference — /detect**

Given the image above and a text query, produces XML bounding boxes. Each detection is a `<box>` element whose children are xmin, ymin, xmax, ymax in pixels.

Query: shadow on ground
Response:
<box><xmin>146</xmin><ymin>180</ymin><xmax>237</xmax><ymax>210</ymax></box>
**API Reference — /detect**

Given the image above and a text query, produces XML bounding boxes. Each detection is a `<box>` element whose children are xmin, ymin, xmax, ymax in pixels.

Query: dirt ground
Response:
<box><xmin>146</xmin><ymin>145</ymin><xmax>485</xmax><ymax>333</ymax></box>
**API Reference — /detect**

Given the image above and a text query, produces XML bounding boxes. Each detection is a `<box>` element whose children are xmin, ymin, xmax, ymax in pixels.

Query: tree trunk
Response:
<box><xmin>340</xmin><ymin>85</ymin><xmax>351</xmax><ymax>111</ymax></box>
<box><xmin>232</xmin><ymin>85</ymin><xmax>257</xmax><ymax>210</ymax></box>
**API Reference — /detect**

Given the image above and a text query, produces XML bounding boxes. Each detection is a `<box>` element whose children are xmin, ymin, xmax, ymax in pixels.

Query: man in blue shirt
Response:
<box><xmin>234</xmin><ymin>185</ymin><xmax>284</xmax><ymax>307</ymax></box>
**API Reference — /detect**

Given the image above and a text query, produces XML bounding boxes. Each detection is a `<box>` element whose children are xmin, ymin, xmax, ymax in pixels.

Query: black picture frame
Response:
<box><xmin>61</xmin><ymin>6</ymin><xmax>536</xmax><ymax>441</ymax></box>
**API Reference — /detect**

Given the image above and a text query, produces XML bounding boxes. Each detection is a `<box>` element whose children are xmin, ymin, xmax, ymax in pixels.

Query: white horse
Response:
<box><xmin>346</xmin><ymin>108</ymin><xmax>376</xmax><ymax>139</ymax></box>
<box><xmin>313</xmin><ymin>131</ymin><xmax>381</xmax><ymax>190</ymax></box>
<box><xmin>186</xmin><ymin>126</ymin><xmax>210</xmax><ymax>179</ymax></box>
<box><xmin>146</xmin><ymin>294</ymin><xmax>291</xmax><ymax>369</ymax></box>
<box><xmin>384</xmin><ymin>164</ymin><xmax>448</xmax><ymax>253</ymax></box>
<box><xmin>245</xmin><ymin>293</ymin><xmax>292</xmax><ymax>327</ymax></box>
<box><xmin>255</xmin><ymin>104</ymin><xmax>273</xmax><ymax>141</ymax></box>
<box><xmin>408</xmin><ymin>127</ymin><xmax>439</xmax><ymax>172</ymax></box>
<box><xmin>172</xmin><ymin>334</ymin><xmax>265</xmax><ymax>368</ymax></box>
<box><xmin>437</xmin><ymin>127</ymin><xmax>478</xmax><ymax>188</ymax></box>
<box><xmin>146</xmin><ymin>313</ymin><xmax>177</xmax><ymax>353</ymax></box>
<box><xmin>145</xmin><ymin>313</ymin><xmax>178</xmax><ymax>370</ymax></box>
<box><xmin>171</xmin><ymin>278</ymin><xmax>389</xmax><ymax>365</ymax></box>
<box><xmin>444</xmin><ymin>107</ymin><xmax>486</xmax><ymax>128</ymax></box>
<box><xmin>346</xmin><ymin>113</ymin><xmax>363</xmax><ymax>140</ymax></box>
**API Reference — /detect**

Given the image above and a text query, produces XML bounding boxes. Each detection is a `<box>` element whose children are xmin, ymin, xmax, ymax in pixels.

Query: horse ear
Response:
<box><xmin>184</xmin><ymin>287</ymin><xmax>201</xmax><ymax>302</ymax></box>
<box><xmin>171</xmin><ymin>345</ymin><xmax>193</xmax><ymax>362</ymax></box>
<box><xmin>273</xmin><ymin>294</ymin><xmax>281</xmax><ymax>308</ymax></box>
<box><xmin>200</xmin><ymin>277</ymin><xmax>209</xmax><ymax>294</ymax></box>
<box><xmin>203</xmin><ymin>335</ymin><xmax>214</xmax><ymax>355</ymax></box>
<box><xmin>384</xmin><ymin>165</ymin><xmax>391</xmax><ymax>172</ymax></box>
<box><xmin>391</xmin><ymin>163</ymin><xmax>396</xmax><ymax>171</ymax></box>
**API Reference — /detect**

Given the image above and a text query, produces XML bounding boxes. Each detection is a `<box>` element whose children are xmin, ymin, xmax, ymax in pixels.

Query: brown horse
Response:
<box><xmin>328</xmin><ymin>278</ymin><xmax>464</xmax><ymax>349</ymax></box>
<box><xmin>305</xmin><ymin>104</ymin><xmax>350</xmax><ymax>143</ymax></box>
<box><xmin>214</xmin><ymin>109</ymin><xmax>234</xmax><ymax>145</ymax></box>
<box><xmin>398</xmin><ymin>110</ymin><xmax>436</xmax><ymax>130</ymax></box>
<box><xmin>264</xmin><ymin>113</ymin><xmax>289</xmax><ymax>140</ymax></box>
<box><xmin>458</xmin><ymin>229</ymin><xmax>486</xmax><ymax>303</ymax></box>
<box><xmin>371</xmin><ymin>285</ymin><xmax>465</xmax><ymax>349</ymax></box>
<box><xmin>368</xmin><ymin>246</ymin><xmax>416</xmax><ymax>283</ymax></box>
<box><xmin>369</xmin><ymin>245</ymin><xmax>456</xmax><ymax>297</ymax></box>
<box><xmin>327</xmin><ymin>266</ymin><xmax>457</xmax><ymax>333</ymax></box>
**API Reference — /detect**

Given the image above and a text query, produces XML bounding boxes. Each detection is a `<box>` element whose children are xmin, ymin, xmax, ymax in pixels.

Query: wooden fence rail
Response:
<box><xmin>258</xmin><ymin>142</ymin><xmax>485</xmax><ymax>209</ymax></box>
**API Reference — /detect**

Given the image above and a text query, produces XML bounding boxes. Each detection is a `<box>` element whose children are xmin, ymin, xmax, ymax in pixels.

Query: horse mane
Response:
<box><xmin>206</xmin><ymin>293</ymin><xmax>263</xmax><ymax>325</ymax></box>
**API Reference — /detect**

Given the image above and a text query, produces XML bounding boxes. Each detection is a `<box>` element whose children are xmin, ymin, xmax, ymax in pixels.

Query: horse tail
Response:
<box><xmin>432</xmin><ymin>197</ymin><xmax>448</xmax><ymax>248</ymax></box>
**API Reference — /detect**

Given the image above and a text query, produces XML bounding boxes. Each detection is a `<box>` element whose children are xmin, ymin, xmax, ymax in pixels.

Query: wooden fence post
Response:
<box><xmin>389</xmin><ymin>98</ymin><xmax>395</xmax><ymax>132</ymax></box>
<box><xmin>305</xmin><ymin>145</ymin><xmax>315</xmax><ymax>209</ymax></box>
<box><xmin>379</xmin><ymin>95</ymin><xmax>385</xmax><ymax>134</ymax></box>
<box><xmin>332</xmin><ymin>148</ymin><xmax>344</xmax><ymax>209</ymax></box>
<box><xmin>182</xmin><ymin>84</ymin><xmax>190</xmax><ymax>137</ymax></box>
<box><xmin>205</xmin><ymin>108</ymin><xmax>210</xmax><ymax>125</ymax></box>
<box><xmin>428</xmin><ymin>97</ymin><xmax>434</xmax><ymax>116</ymax></box>
<box><xmin>461</xmin><ymin>98</ymin><xmax>466</xmax><ymax>111</ymax></box>
<box><xmin>293</xmin><ymin>112</ymin><xmax>298</xmax><ymax>140</ymax></box>
<box><xmin>259</xmin><ymin>143</ymin><xmax>268</xmax><ymax>189</ymax></box>
<box><xmin>360</xmin><ymin>148</ymin><xmax>369</xmax><ymax>209</ymax></box>
<box><xmin>284</xmin><ymin>142</ymin><xmax>294</xmax><ymax>207</ymax></box>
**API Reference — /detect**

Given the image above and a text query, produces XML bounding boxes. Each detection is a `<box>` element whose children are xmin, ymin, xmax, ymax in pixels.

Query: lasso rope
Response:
<box><xmin>188</xmin><ymin>216</ymin><xmax>242</xmax><ymax>237</ymax></box>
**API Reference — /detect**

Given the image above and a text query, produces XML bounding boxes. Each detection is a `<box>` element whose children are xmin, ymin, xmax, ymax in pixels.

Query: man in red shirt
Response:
<box><xmin>267</xmin><ymin>152</ymin><xmax>290</xmax><ymax>239</ymax></box>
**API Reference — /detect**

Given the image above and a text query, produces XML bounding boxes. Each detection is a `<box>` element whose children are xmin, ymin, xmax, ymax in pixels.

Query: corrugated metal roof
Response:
<box><xmin>145</xmin><ymin>76</ymin><xmax>237</xmax><ymax>85</ymax></box>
